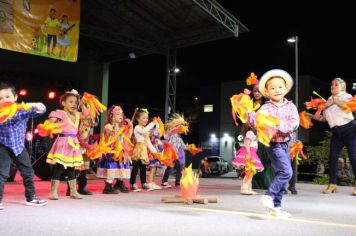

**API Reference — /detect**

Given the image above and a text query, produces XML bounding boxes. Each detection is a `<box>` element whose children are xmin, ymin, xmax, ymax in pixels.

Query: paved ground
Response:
<box><xmin>1</xmin><ymin>173</ymin><xmax>356</xmax><ymax>236</ymax></box>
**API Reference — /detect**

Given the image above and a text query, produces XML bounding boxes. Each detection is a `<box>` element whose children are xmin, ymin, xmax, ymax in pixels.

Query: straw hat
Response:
<box><xmin>258</xmin><ymin>69</ymin><xmax>294</xmax><ymax>97</ymax></box>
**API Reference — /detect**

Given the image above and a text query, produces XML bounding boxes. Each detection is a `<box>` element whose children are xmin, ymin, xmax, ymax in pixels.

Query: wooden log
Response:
<box><xmin>184</xmin><ymin>199</ymin><xmax>194</xmax><ymax>205</ymax></box>
<box><xmin>162</xmin><ymin>197</ymin><xmax>184</xmax><ymax>203</ymax></box>
<box><xmin>192</xmin><ymin>197</ymin><xmax>208</xmax><ymax>204</ymax></box>
<box><xmin>200</xmin><ymin>196</ymin><xmax>218</xmax><ymax>203</ymax></box>
<box><xmin>161</xmin><ymin>195</ymin><xmax>181</xmax><ymax>202</ymax></box>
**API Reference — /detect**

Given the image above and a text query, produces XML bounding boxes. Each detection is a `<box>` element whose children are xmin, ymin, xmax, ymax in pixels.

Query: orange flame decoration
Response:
<box><xmin>342</xmin><ymin>95</ymin><xmax>356</xmax><ymax>112</ymax></box>
<box><xmin>153</xmin><ymin>117</ymin><xmax>165</xmax><ymax>137</ymax></box>
<box><xmin>304</xmin><ymin>91</ymin><xmax>326</xmax><ymax>118</ymax></box>
<box><xmin>230</xmin><ymin>93</ymin><xmax>260</xmax><ymax>125</ymax></box>
<box><xmin>180</xmin><ymin>164</ymin><xmax>199</xmax><ymax>200</ymax></box>
<box><xmin>81</xmin><ymin>92</ymin><xmax>107</xmax><ymax>121</ymax></box>
<box><xmin>255</xmin><ymin>110</ymin><xmax>280</xmax><ymax>147</ymax></box>
<box><xmin>289</xmin><ymin>141</ymin><xmax>307</xmax><ymax>165</ymax></box>
<box><xmin>87</xmin><ymin>136</ymin><xmax>115</xmax><ymax>160</ymax></box>
<box><xmin>246</xmin><ymin>72</ymin><xmax>258</xmax><ymax>86</ymax></box>
<box><xmin>111</xmin><ymin>125</ymin><xmax>134</xmax><ymax>164</ymax></box>
<box><xmin>156</xmin><ymin>142</ymin><xmax>178</xmax><ymax>167</ymax></box>
<box><xmin>37</xmin><ymin>120</ymin><xmax>65</xmax><ymax>138</ymax></box>
<box><xmin>186</xmin><ymin>144</ymin><xmax>203</xmax><ymax>156</ymax></box>
<box><xmin>244</xmin><ymin>159</ymin><xmax>257</xmax><ymax>180</ymax></box>
<box><xmin>299</xmin><ymin>111</ymin><xmax>313</xmax><ymax>129</ymax></box>
<box><xmin>0</xmin><ymin>102</ymin><xmax>30</xmax><ymax>123</ymax></box>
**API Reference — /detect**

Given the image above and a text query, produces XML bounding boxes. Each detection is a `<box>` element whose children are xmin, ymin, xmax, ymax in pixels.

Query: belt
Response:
<box><xmin>59</xmin><ymin>134</ymin><xmax>77</xmax><ymax>138</ymax></box>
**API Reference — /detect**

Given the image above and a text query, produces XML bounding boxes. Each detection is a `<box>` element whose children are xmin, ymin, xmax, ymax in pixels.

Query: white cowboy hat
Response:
<box><xmin>258</xmin><ymin>69</ymin><xmax>294</xmax><ymax>98</ymax></box>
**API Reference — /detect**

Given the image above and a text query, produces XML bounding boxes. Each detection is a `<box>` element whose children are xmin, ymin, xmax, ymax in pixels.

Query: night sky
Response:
<box><xmin>109</xmin><ymin>1</ymin><xmax>356</xmax><ymax>114</ymax></box>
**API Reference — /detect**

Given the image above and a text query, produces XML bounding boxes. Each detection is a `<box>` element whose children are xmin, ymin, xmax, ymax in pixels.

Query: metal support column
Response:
<box><xmin>100</xmin><ymin>62</ymin><xmax>110</xmax><ymax>131</ymax></box>
<box><xmin>165</xmin><ymin>49</ymin><xmax>177</xmax><ymax>122</ymax></box>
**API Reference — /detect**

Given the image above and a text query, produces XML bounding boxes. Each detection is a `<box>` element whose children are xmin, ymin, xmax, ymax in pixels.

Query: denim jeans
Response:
<box><xmin>0</xmin><ymin>145</ymin><xmax>35</xmax><ymax>202</ymax></box>
<box><xmin>329</xmin><ymin>121</ymin><xmax>356</xmax><ymax>184</ymax></box>
<box><xmin>266</xmin><ymin>142</ymin><xmax>293</xmax><ymax>208</ymax></box>
<box><xmin>162</xmin><ymin>160</ymin><xmax>183</xmax><ymax>185</ymax></box>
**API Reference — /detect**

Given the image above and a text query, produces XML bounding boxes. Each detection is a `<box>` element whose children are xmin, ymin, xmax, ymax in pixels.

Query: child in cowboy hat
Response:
<box><xmin>254</xmin><ymin>69</ymin><xmax>300</xmax><ymax>218</ymax></box>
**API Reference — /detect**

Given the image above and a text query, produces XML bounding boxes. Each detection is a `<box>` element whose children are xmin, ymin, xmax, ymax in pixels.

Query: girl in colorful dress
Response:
<box><xmin>96</xmin><ymin>105</ymin><xmax>133</xmax><ymax>194</ymax></box>
<box><xmin>46</xmin><ymin>89</ymin><xmax>83</xmax><ymax>200</ymax></box>
<box><xmin>146</xmin><ymin>126</ymin><xmax>164</xmax><ymax>191</ymax></box>
<box><xmin>233</xmin><ymin>123</ymin><xmax>264</xmax><ymax>195</ymax></box>
<box><xmin>129</xmin><ymin>109</ymin><xmax>159</xmax><ymax>192</ymax></box>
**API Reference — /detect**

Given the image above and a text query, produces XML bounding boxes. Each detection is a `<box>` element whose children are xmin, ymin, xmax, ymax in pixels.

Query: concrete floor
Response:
<box><xmin>1</xmin><ymin>174</ymin><xmax>356</xmax><ymax>236</ymax></box>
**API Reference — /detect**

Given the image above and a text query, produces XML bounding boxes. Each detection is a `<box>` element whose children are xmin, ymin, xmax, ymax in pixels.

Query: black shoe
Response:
<box><xmin>288</xmin><ymin>186</ymin><xmax>298</xmax><ymax>195</ymax></box>
<box><xmin>78</xmin><ymin>187</ymin><xmax>93</xmax><ymax>195</ymax></box>
<box><xmin>77</xmin><ymin>172</ymin><xmax>93</xmax><ymax>195</ymax></box>
<box><xmin>103</xmin><ymin>182</ymin><xmax>119</xmax><ymax>194</ymax></box>
<box><xmin>114</xmin><ymin>180</ymin><xmax>129</xmax><ymax>193</ymax></box>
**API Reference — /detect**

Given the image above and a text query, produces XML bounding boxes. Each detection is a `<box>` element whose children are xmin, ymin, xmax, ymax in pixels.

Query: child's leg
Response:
<box><xmin>148</xmin><ymin>166</ymin><xmax>157</xmax><ymax>183</ymax></box>
<box><xmin>14</xmin><ymin>149</ymin><xmax>36</xmax><ymax>202</ymax></box>
<box><xmin>174</xmin><ymin>160</ymin><xmax>183</xmax><ymax>185</ymax></box>
<box><xmin>248</xmin><ymin>175</ymin><xmax>257</xmax><ymax>194</ymax></box>
<box><xmin>50</xmin><ymin>163</ymin><xmax>64</xmax><ymax>200</ymax></box>
<box><xmin>240</xmin><ymin>172</ymin><xmax>252</xmax><ymax>194</ymax></box>
<box><xmin>77</xmin><ymin>170</ymin><xmax>92</xmax><ymax>195</ymax></box>
<box><xmin>130</xmin><ymin>161</ymin><xmax>140</xmax><ymax>185</ymax></box>
<box><xmin>266</xmin><ymin>143</ymin><xmax>292</xmax><ymax>208</ymax></box>
<box><xmin>0</xmin><ymin>146</ymin><xmax>13</xmax><ymax>203</ymax></box>
<box><xmin>67</xmin><ymin>167</ymin><xmax>82</xmax><ymax>199</ymax></box>
<box><xmin>139</xmin><ymin>162</ymin><xmax>147</xmax><ymax>185</ymax></box>
<box><xmin>162</xmin><ymin>166</ymin><xmax>171</xmax><ymax>183</ymax></box>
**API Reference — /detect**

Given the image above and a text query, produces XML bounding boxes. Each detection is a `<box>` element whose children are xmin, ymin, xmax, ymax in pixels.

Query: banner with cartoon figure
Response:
<box><xmin>0</xmin><ymin>0</ymin><xmax>80</xmax><ymax>62</ymax></box>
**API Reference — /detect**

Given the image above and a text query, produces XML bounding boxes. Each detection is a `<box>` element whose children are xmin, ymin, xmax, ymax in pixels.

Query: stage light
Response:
<box><xmin>47</xmin><ymin>91</ymin><xmax>56</xmax><ymax>100</ymax></box>
<box><xmin>25</xmin><ymin>131</ymin><xmax>33</xmax><ymax>141</ymax></box>
<box><xmin>18</xmin><ymin>89</ymin><xmax>28</xmax><ymax>96</ymax></box>
<box><xmin>174</xmin><ymin>68</ymin><xmax>180</xmax><ymax>73</ymax></box>
<box><xmin>129</xmin><ymin>52</ymin><xmax>136</xmax><ymax>59</ymax></box>
<box><xmin>34</xmin><ymin>128</ymin><xmax>39</xmax><ymax>134</ymax></box>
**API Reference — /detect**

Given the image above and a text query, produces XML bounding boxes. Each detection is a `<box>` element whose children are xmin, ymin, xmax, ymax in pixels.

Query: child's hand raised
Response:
<box><xmin>27</xmin><ymin>103</ymin><xmax>46</xmax><ymax>112</ymax></box>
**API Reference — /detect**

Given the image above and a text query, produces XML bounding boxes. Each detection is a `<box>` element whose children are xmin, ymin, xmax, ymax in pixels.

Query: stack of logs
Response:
<box><xmin>161</xmin><ymin>195</ymin><xmax>217</xmax><ymax>205</ymax></box>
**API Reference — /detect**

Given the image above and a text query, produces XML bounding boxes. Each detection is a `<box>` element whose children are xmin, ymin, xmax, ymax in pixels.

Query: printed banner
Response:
<box><xmin>0</xmin><ymin>0</ymin><xmax>80</xmax><ymax>62</ymax></box>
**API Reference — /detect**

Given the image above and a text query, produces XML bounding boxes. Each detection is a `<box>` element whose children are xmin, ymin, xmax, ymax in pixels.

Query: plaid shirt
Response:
<box><xmin>259</xmin><ymin>99</ymin><xmax>299</xmax><ymax>142</ymax></box>
<box><xmin>165</xmin><ymin>133</ymin><xmax>186</xmax><ymax>152</ymax></box>
<box><xmin>0</xmin><ymin>107</ymin><xmax>46</xmax><ymax>156</ymax></box>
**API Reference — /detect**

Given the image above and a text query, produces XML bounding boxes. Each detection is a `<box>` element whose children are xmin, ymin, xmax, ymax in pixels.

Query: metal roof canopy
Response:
<box><xmin>80</xmin><ymin>0</ymin><xmax>248</xmax><ymax>62</ymax></box>
<box><xmin>80</xmin><ymin>0</ymin><xmax>248</xmax><ymax>122</ymax></box>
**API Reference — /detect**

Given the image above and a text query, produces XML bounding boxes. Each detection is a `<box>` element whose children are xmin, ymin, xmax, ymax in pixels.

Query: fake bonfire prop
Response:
<box><xmin>161</xmin><ymin>164</ymin><xmax>217</xmax><ymax>205</ymax></box>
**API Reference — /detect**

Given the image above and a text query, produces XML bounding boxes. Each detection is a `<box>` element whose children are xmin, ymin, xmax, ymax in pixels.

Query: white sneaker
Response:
<box><xmin>130</xmin><ymin>184</ymin><xmax>141</xmax><ymax>192</ymax></box>
<box><xmin>152</xmin><ymin>183</ymin><xmax>162</xmax><ymax>190</ymax></box>
<box><xmin>0</xmin><ymin>203</ymin><xmax>4</xmax><ymax>210</ymax></box>
<box><xmin>268</xmin><ymin>207</ymin><xmax>291</xmax><ymax>218</ymax></box>
<box><xmin>161</xmin><ymin>182</ymin><xmax>172</xmax><ymax>188</ymax></box>
<box><xmin>143</xmin><ymin>183</ymin><xmax>154</xmax><ymax>191</ymax></box>
<box><xmin>25</xmin><ymin>197</ymin><xmax>48</xmax><ymax>207</ymax></box>
<box><xmin>259</xmin><ymin>195</ymin><xmax>274</xmax><ymax>209</ymax></box>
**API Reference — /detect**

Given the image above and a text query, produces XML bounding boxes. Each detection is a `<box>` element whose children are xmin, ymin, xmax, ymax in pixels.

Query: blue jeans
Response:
<box><xmin>329</xmin><ymin>121</ymin><xmax>356</xmax><ymax>184</ymax></box>
<box><xmin>162</xmin><ymin>160</ymin><xmax>182</xmax><ymax>185</ymax></box>
<box><xmin>266</xmin><ymin>142</ymin><xmax>293</xmax><ymax>208</ymax></box>
<box><xmin>0</xmin><ymin>145</ymin><xmax>36</xmax><ymax>202</ymax></box>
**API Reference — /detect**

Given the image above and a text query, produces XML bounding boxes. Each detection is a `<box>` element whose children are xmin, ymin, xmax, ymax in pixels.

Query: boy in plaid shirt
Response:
<box><xmin>0</xmin><ymin>82</ymin><xmax>48</xmax><ymax>209</ymax></box>
<box><xmin>254</xmin><ymin>70</ymin><xmax>299</xmax><ymax>218</ymax></box>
